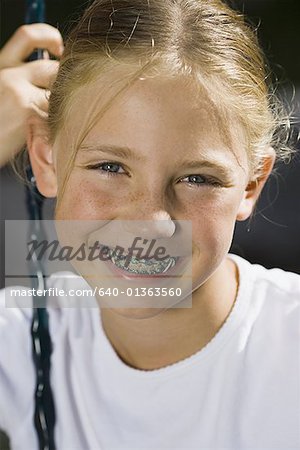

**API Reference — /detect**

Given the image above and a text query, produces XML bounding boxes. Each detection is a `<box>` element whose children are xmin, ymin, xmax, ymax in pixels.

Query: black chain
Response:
<box><xmin>26</xmin><ymin>166</ymin><xmax>56</xmax><ymax>450</ymax></box>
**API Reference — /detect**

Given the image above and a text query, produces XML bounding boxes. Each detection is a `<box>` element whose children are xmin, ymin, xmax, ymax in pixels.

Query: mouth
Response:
<box><xmin>105</xmin><ymin>246</ymin><xmax>179</xmax><ymax>276</ymax></box>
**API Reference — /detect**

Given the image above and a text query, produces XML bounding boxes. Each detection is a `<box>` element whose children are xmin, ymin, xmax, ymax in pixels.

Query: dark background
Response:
<box><xmin>0</xmin><ymin>0</ymin><xmax>300</xmax><ymax>283</ymax></box>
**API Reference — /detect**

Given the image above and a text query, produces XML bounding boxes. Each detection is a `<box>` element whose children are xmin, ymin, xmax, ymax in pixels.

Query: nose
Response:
<box><xmin>122</xmin><ymin>210</ymin><xmax>176</xmax><ymax>239</ymax></box>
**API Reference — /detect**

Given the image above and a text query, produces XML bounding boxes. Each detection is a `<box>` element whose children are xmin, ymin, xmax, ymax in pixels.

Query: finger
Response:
<box><xmin>0</xmin><ymin>24</ymin><xmax>64</xmax><ymax>68</ymax></box>
<box><xmin>30</xmin><ymin>86</ymin><xmax>50</xmax><ymax>117</ymax></box>
<box><xmin>42</xmin><ymin>50</ymin><xmax>50</xmax><ymax>60</ymax></box>
<box><xmin>23</xmin><ymin>59</ymin><xmax>59</xmax><ymax>89</ymax></box>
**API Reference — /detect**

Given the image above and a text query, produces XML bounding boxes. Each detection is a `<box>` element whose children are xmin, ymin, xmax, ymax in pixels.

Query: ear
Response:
<box><xmin>236</xmin><ymin>148</ymin><xmax>276</xmax><ymax>221</ymax></box>
<box><xmin>26</xmin><ymin>114</ymin><xmax>57</xmax><ymax>198</ymax></box>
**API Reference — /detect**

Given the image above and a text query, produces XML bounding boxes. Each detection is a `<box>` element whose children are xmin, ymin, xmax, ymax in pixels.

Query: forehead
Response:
<box><xmin>58</xmin><ymin>72</ymin><xmax>248</xmax><ymax>170</ymax></box>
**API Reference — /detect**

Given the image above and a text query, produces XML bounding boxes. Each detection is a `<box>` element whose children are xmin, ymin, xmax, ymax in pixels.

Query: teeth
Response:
<box><xmin>162</xmin><ymin>258</ymin><xmax>173</xmax><ymax>273</ymax></box>
<box><xmin>107</xmin><ymin>247</ymin><xmax>178</xmax><ymax>275</ymax></box>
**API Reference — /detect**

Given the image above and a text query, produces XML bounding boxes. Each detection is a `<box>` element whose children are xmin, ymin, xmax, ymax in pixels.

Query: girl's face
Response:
<box><xmin>30</xmin><ymin>74</ymin><xmax>274</xmax><ymax>301</ymax></box>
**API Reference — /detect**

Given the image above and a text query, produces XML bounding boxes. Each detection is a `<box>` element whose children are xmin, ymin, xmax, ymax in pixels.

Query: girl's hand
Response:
<box><xmin>0</xmin><ymin>24</ymin><xmax>63</xmax><ymax>167</ymax></box>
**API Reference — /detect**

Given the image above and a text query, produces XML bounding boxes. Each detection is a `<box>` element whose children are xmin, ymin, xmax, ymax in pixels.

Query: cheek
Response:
<box><xmin>55</xmin><ymin>172</ymin><xmax>122</xmax><ymax>220</ymax></box>
<box><xmin>179</xmin><ymin>189</ymin><xmax>243</xmax><ymax>252</ymax></box>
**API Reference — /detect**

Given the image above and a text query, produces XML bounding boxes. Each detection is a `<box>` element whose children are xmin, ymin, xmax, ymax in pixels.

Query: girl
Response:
<box><xmin>1</xmin><ymin>0</ymin><xmax>299</xmax><ymax>449</ymax></box>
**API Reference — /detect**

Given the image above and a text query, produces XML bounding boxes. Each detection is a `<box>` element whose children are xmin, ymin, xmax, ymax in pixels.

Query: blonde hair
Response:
<box><xmin>17</xmin><ymin>0</ymin><xmax>295</xmax><ymax>203</ymax></box>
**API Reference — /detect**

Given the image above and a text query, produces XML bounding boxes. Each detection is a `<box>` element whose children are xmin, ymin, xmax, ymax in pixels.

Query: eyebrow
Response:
<box><xmin>79</xmin><ymin>144</ymin><xmax>145</xmax><ymax>162</ymax></box>
<box><xmin>80</xmin><ymin>144</ymin><xmax>234</xmax><ymax>177</ymax></box>
<box><xmin>179</xmin><ymin>159</ymin><xmax>234</xmax><ymax>178</ymax></box>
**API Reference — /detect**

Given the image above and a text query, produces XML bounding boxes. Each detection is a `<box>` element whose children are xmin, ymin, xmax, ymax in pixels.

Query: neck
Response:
<box><xmin>99</xmin><ymin>257</ymin><xmax>239</xmax><ymax>371</ymax></box>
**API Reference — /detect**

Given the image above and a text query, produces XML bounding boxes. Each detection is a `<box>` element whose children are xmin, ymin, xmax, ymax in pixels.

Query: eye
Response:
<box><xmin>180</xmin><ymin>174</ymin><xmax>222</xmax><ymax>187</ymax></box>
<box><xmin>86</xmin><ymin>162</ymin><xmax>126</xmax><ymax>176</ymax></box>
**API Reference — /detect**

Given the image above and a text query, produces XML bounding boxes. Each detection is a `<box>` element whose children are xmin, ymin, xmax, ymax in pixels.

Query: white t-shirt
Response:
<box><xmin>0</xmin><ymin>254</ymin><xmax>299</xmax><ymax>450</ymax></box>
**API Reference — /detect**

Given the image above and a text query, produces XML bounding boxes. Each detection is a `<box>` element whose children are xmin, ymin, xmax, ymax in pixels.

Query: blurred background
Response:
<box><xmin>0</xmin><ymin>0</ymin><xmax>300</xmax><ymax>290</ymax></box>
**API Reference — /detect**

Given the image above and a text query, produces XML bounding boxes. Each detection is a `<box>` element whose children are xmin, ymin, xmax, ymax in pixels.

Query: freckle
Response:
<box><xmin>128</xmin><ymin>190</ymin><xmax>144</xmax><ymax>203</ymax></box>
<box><xmin>79</xmin><ymin>183</ymin><xmax>114</xmax><ymax>210</ymax></box>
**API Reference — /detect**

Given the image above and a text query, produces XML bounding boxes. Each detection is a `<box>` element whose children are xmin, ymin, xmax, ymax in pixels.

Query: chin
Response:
<box><xmin>105</xmin><ymin>307</ymin><xmax>167</xmax><ymax>320</ymax></box>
